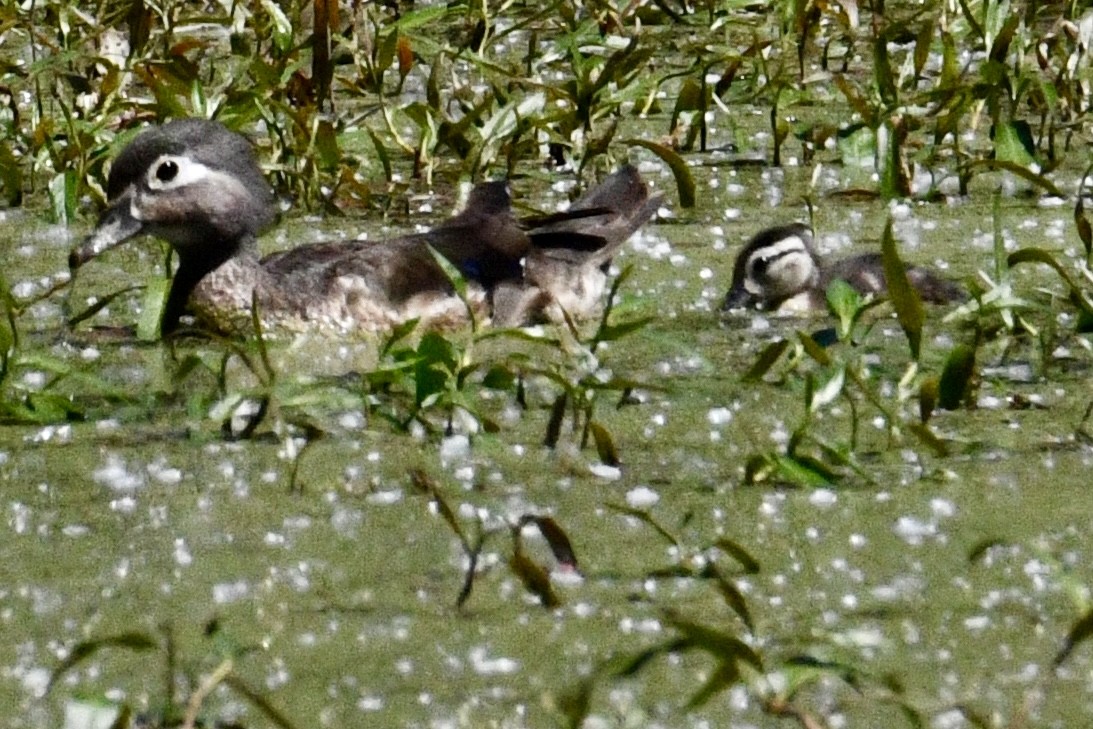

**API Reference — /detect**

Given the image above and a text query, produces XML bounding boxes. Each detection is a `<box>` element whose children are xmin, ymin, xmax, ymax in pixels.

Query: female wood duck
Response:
<box><xmin>721</xmin><ymin>223</ymin><xmax>965</xmax><ymax>314</ymax></box>
<box><xmin>70</xmin><ymin>119</ymin><xmax>660</xmax><ymax>335</ymax></box>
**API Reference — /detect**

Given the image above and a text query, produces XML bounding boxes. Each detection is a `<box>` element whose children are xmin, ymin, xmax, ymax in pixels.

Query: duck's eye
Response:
<box><xmin>156</xmin><ymin>160</ymin><xmax>179</xmax><ymax>182</ymax></box>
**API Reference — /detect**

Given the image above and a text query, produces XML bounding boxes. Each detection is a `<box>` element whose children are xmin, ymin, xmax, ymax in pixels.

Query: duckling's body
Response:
<box><xmin>72</xmin><ymin>119</ymin><xmax>659</xmax><ymax>335</ymax></box>
<box><xmin>722</xmin><ymin>223</ymin><xmax>964</xmax><ymax>314</ymax></box>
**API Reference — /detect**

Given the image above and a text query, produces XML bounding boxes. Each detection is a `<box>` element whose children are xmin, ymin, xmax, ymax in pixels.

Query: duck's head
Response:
<box><xmin>722</xmin><ymin>223</ymin><xmax>821</xmax><ymax>311</ymax></box>
<box><xmin>71</xmin><ymin>119</ymin><xmax>275</xmax><ymax>270</ymax></box>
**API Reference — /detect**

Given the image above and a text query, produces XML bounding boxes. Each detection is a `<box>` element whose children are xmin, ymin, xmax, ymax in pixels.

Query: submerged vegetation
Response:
<box><xmin>2</xmin><ymin>0</ymin><xmax>1093</xmax><ymax>727</ymax></box>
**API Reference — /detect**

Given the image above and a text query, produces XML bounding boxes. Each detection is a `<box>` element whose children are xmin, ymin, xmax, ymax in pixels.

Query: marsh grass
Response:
<box><xmin>2</xmin><ymin>0</ymin><xmax>1093</xmax><ymax>726</ymax></box>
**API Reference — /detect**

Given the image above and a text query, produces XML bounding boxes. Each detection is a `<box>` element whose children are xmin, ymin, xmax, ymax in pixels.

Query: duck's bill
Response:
<box><xmin>721</xmin><ymin>285</ymin><xmax>756</xmax><ymax>311</ymax></box>
<box><xmin>69</xmin><ymin>203</ymin><xmax>146</xmax><ymax>270</ymax></box>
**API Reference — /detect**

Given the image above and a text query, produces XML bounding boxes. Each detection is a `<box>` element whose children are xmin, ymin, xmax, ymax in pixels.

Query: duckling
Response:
<box><xmin>70</xmin><ymin>119</ymin><xmax>659</xmax><ymax>335</ymax></box>
<box><xmin>721</xmin><ymin>223</ymin><xmax>964</xmax><ymax>314</ymax></box>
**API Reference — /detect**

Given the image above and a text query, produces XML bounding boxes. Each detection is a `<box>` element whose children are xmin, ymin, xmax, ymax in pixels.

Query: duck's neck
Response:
<box><xmin>163</xmin><ymin>238</ymin><xmax>264</xmax><ymax>334</ymax></box>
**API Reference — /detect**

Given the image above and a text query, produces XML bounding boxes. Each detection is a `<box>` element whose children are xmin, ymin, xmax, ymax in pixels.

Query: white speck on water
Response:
<box><xmin>589</xmin><ymin>463</ymin><xmax>621</xmax><ymax>480</ymax></box>
<box><xmin>61</xmin><ymin>524</ymin><xmax>89</xmax><ymax>538</ymax></box>
<box><xmin>439</xmin><ymin>434</ymin><xmax>471</xmax><ymax>466</ymax></box>
<box><xmin>357</xmin><ymin>695</ymin><xmax>384</xmax><ymax>712</ymax></box>
<box><xmin>265</xmin><ymin>532</ymin><xmax>286</xmax><ymax>547</ymax></box>
<box><xmin>706</xmin><ymin>407</ymin><xmax>733</xmax><ymax>426</ymax></box>
<box><xmin>109</xmin><ymin>496</ymin><xmax>137</xmax><ymax>514</ymax></box>
<box><xmin>963</xmin><ymin>615</ymin><xmax>990</xmax><ymax>631</ymax></box>
<box><xmin>699</xmin><ymin>267</ymin><xmax>713</xmax><ymax>280</ymax></box>
<box><xmin>21</xmin><ymin>373</ymin><xmax>45</xmax><ymax>391</ymax></box>
<box><xmin>29</xmin><ymin>424</ymin><xmax>71</xmax><ymax>444</ymax></box>
<box><xmin>625</xmin><ymin>486</ymin><xmax>659</xmax><ymax>508</ymax></box>
<box><xmin>174</xmin><ymin>538</ymin><xmax>192</xmax><ymax>567</ymax></box>
<box><xmin>468</xmin><ymin>646</ymin><xmax>519</xmax><ymax>675</ymax></box>
<box><xmin>147</xmin><ymin>458</ymin><xmax>182</xmax><ymax>485</ymax></box>
<box><xmin>21</xmin><ymin>667</ymin><xmax>50</xmax><ymax>698</ymax></box>
<box><xmin>849</xmin><ymin>533</ymin><xmax>867</xmax><ymax>548</ymax></box>
<box><xmin>618</xmin><ymin>617</ymin><xmax>662</xmax><ymax>634</ymax></box>
<box><xmin>930</xmin><ymin>499</ymin><xmax>956</xmax><ymax>518</ymax></box>
<box><xmin>366</xmin><ymin>489</ymin><xmax>402</xmax><ymax>505</ymax></box>
<box><xmin>213</xmin><ymin>580</ymin><xmax>251</xmax><ymax>604</ymax></box>
<box><xmin>337</xmin><ymin>411</ymin><xmax>365</xmax><ymax>430</ymax></box>
<box><xmin>894</xmin><ymin>516</ymin><xmax>936</xmax><ymax>544</ymax></box>
<box><xmin>331</xmin><ymin>506</ymin><xmax>363</xmax><ymax>537</ymax></box>
<box><xmin>808</xmin><ymin>489</ymin><xmax>837</xmax><ymax>508</ymax></box>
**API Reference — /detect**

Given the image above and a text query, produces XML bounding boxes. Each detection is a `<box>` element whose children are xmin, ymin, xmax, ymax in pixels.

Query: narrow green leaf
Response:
<box><xmin>880</xmin><ymin>218</ymin><xmax>924</xmax><ymax>360</ymax></box>
<box><xmin>137</xmin><ymin>277</ymin><xmax>170</xmax><ymax>342</ymax></box>
<box><xmin>705</xmin><ymin>562</ymin><xmax>754</xmax><ymax>632</ymax></box>
<box><xmin>409</xmin><ymin>469</ymin><xmax>470</xmax><ymax>550</ymax></box>
<box><xmin>662</xmin><ymin>610</ymin><xmax>763</xmax><ymax>670</ymax></box>
<box><xmin>742</xmin><ymin>338</ymin><xmax>789</xmax><ymax>381</ymax></box>
<box><xmin>907</xmin><ymin>423</ymin><xmax>950</xmax><ymax>457</ymax></box>
<box><xmin>517</xmin><ymin>515</ymin><xmax>580</xmax><ymax>572</ymax></box>
<box><xmin>604</xmin><ymin>502</ymin><xmax>680</xmax><ymax>547</ymax></box>
<box><xmin>510</xmin><ymin>545</ymin><xmax>560</xmax><ymax>608</ymax></box>
<box><xmin>796</xmin><ymin>330</ymin><xmax>832</xmax><ymax>366</ymax></box>
<box><xmin>0</xmin><ymin>140</ymin><xmax>23</xmax><ymax>206</ymax></box>
<box><xmin>918</xmin><ymin>376</ymin><xmax>938</xmax><ymax>423</ymax></box>
<box><xmin>1075</xmin><ymin>196</ymin><xmax>1092</xmax><ymax>261</ymax></box>
<box><xmin>1007</xmin><ymin>247</ymin><xmax>1093</xmax><ymax>316</ymax></box>
<box><xmin>685</xmin><ymin>661</ymin><xmax>741</xmax><ymax>709</ymax></box>
<box><xmin>938</xmin><ymin>344</ymin><xmax>976</xmax><ymax>410</ymax></box>
<box><xmin>588</xmin><ymin>420</ymin><xmax>620</xmax><ymax>467</ymax></box>
<box><xmin>773</xmin><ymin>453</ymin><xmax>835</xmax><ymax>487</ymax></box>
<box><xmin>623</xmin><ymin>138</ymin><xmax>695</xmax><ymax>208</ymax></box>
<box><xmin>993</xmin><ymin>121</ymin><xmax>1036</xmax><ymax>167</ymax></box>
<box><xmin>1054</xmin><ymin>608</ymin><xmax>1093</xmax><ymax>668</ymax></box>
<box><xmin>712</xmin><ymin>538</ymin><xmax>761</xmax><ymax>574</ymax></box>
<box><xmin>48</xmin><ymin>170</ymin><xmax>77</xmax><ymax>225</ymax></box>
<box><xmin>48</xmin><ymin>632</ymin><xmax>158</xmax><ymax>692</ymax></box>
<box><xmin>544</xmin><ymin>392</ymin><xmax>567</xmax><ymax>448</ymax></box>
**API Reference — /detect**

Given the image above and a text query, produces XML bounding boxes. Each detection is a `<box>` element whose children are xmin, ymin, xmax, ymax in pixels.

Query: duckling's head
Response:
<box><xmin>72</xmin><ymin>119</ymin><xmax>275</xmax><ymax>269</ymax></box>
<box><xmin>722</xmin><ymin>223</ymin><xmax>821</xmax><ymax>311</ymax></box>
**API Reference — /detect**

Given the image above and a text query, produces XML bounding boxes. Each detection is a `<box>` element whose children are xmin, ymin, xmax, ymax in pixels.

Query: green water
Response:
<box><xmin>2</xmin><ymin>147</ymin><xmax>1092</xmax><ymax>729</ymax></box>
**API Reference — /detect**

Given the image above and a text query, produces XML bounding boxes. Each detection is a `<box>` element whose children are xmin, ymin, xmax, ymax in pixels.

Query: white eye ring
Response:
<box><xmin>145</xmin><ymin>154</ymin><xmax>210</xmax><ymax>191</ymax></box>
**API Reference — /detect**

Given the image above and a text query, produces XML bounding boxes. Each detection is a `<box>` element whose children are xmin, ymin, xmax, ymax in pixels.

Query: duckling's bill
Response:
<box><xmin>70</xmin><ymin>195</ymin><xmax>145</xmax><ymax>270</ymax></box>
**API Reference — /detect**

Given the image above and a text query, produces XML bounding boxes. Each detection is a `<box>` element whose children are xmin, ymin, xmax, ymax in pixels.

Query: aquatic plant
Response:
<box><xmin>46</xmin><ymin>620</ymin><xmax>301</xmax><ymax>729</ymax></box>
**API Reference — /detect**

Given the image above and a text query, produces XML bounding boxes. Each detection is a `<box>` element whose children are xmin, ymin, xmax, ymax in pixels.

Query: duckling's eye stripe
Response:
<box><xmin>145</xmin><ymin>154</ymin><xmax>213</xmax><ymax>191</ymax></box>
<box><xmin>746</xmin><ymin>235</ymin><xmax>808</xmax><ymax>278</ymax></box>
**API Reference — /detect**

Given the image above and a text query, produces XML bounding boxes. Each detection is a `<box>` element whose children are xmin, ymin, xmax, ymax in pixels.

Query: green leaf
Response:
<box><xmin>48</xmin><ymin>170</ymin><xmax>77</xmax><ymax>225</ymax></box>
<box><xmin>796</xmin><ymin>330</ymin><xmax>832</xmax><ymax>366</ymax></box>
<box><xmin>880</xmin><ymin>218</ymin><xmax>924</xmax><ymax>360</ymax></box>
<box><xmin>1054</xmin><ymin>607</ymin><xmax>1093</xmax><ymax>668</ymax></box>
<box><xmin>712</xmin><ymin>538</ymin><xmax>761</xmax><ymax>574</ymax></box>
<box><xmin>509</xmin><ymin>545</ymin><xmax>560</xmax><ymax>608</ymax></box>
<box><xmin>258</xmin><ymin>0</ymin><xmax>293</xmax><ymax>53</ymax></box>
<box><xmin>0</xmin><ymin>140</ymin><xmax>23</xmax><ymax>206</ymax></box>
<box><xmin>993</xmin><ymin>121</ymin><xmax>1036</xmax><ymax>167</ymax></box>
<box><xmin>742</xmin><ymin>338</ymin><xmax>789</xmax><ymax>382</ymax></box>
<box><xmin>938</xmin><ymin>344</ymin><xmax>976</xmax><ymax>410</ymax></box>
<box><xmin>588</xmin><ymin>420</ymin><xmax>620</xmax><ymax>466</ymax></box>
<box><xmin>773</xmin><ymin>453</ymin><xmax>836</xmax><ymax>487</ymax></box>
<box><xmin>48</xmin><ymin>632</ymin><xmax>158</xmax><ymax>692</ymax></box>
<box><xmin>137</xmin><ymin>277</ymin><xmax>170</xmax><ymax>342</ymax></box>
<box><xmin>622</xmin><ymin>138</ymin><xmax>695</xmax><ymax>208</ymax></box>
<box><xmin>1007</xmin><ymin>247</ymin><xmax>1093</xmax><ymax>317</ymax></box>
<box><xmin>544</xmin><ymin>392</ymin><xmax>567</xmax><ymax>448</ymax></box>
<box><xmin>826</xmin><ymin>279</ymin><xmax>862</xmax><ymax>338</ymax></box>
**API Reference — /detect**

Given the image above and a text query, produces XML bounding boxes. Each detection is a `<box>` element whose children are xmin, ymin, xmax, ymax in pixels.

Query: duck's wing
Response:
<box><xmin>496</xmin><ymin>166</ymin><xmax>662</xmax><ymax>325</ymax></box>
<box><xmin>524</xmin><ymin>165</ymin><xmax>662</xmax><ymax>267</ymax></box>
<box><xmin>823</xmin><ymin>253</ymin><xmax>965</xmax><ymax>303</ymax></box>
